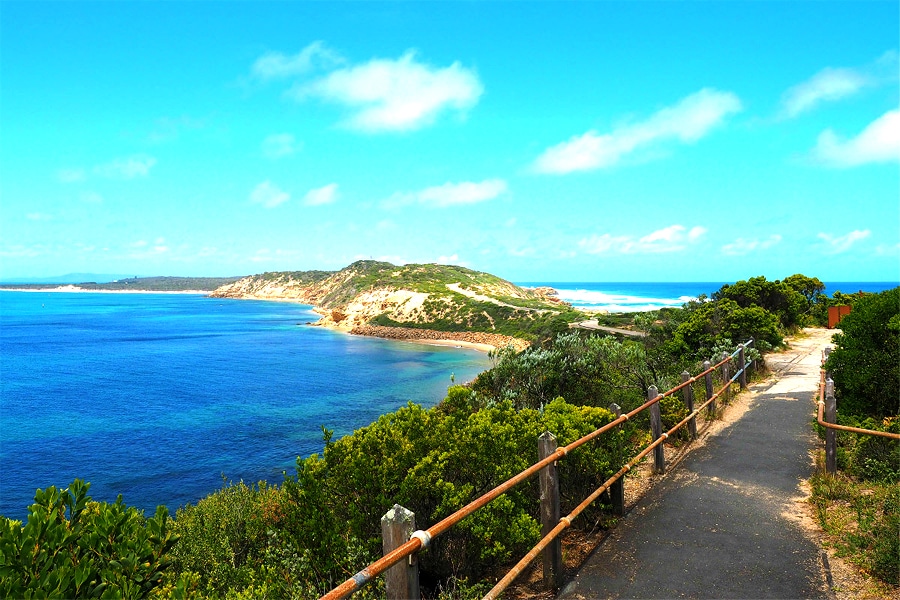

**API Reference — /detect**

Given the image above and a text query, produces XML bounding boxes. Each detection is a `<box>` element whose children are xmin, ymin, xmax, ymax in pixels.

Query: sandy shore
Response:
<box><xmin>350</xmin><ymin>324</ymin><xmax>530</xmax><ymax>353</ymax></box>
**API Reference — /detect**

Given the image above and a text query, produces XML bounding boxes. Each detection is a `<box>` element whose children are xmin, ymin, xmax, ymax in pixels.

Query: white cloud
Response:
<box><xmin>384</xmin><ymin>179</ymin><xmax>507</xmax><ymax>209</ymax></box>
<box><xmin>721</xmin><ymin>234</ymin><xmax>782</xmax><ymax>256</ymax></box>
<box><xmin>26</xmin><ymin>212</ymin><xmax>53</xmax><ymax>221</ymax></box>
<box><xmin>249</xmin><ymin>181</ymin><xmax>290</xmax><ymax>208</ymax></box>
<box><xmin>781</xmin><ymin>52</ymin><xmax>899</xmax><ymax>118</ymax></box>
<box><xmin>252</xmin><ymin>41</ymin><xmax>343</xmax><ymax>79</ymax></box>
<box><xmin>94</xmin><ymin>155</ymin><xmax>157</xmax><ymax>179</ymax></box>
<box><xmin>262</xmin><ymin>133</ymin><xmax>299</xmax><ymax>158</ymax></box>
<box><xmin>57</xmin><ymin>168</ymin><xmax>86</xmax><ymax>183</ymax></box>
<box><xmin>79</xmin><ymin>191</ymin><xmax>104</xmax><ymax>204</ymax></box>
<box><xmin>294</xmin><ymin>50</ymin><xmax>483</xmax><ymax>132</ymax></box>
<box><xmin>303</xmin><ymin>183</ymin><xmax>338</xmax><ymax>206</ymax></box>
<box><xmin>818</xmin><ymin>230</ymin><xmax>870</xmax><ymax>254</ymax></box>
<box><xmin>436</xmin><ymin>254</ymin><xmax>459</xmax><ymax>264</ymax></box>
<box><xmin>781</xmin><ymin>68</ymin><xmax>869</xmax><ymax>118</ymax></box>
<box><xmin>812</xmin><ymin>109</ymin><xmax>900</xmax><ymax>167</ymax></box>
<box><xmin>534</xmin><ymin>88</ymin><xmax>742</xmax><ymax>174</ymax></box>
<box><xmin>579</xmin><ymin>224</ymin><xmax>706</xmax><ymax>255</ymax></box>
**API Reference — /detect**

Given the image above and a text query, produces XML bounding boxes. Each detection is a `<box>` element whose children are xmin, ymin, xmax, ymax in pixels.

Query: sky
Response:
<box><xmin>1</xmin><ymin>1</ymin><xmax>898</xmax><ymax>283</ymax></box>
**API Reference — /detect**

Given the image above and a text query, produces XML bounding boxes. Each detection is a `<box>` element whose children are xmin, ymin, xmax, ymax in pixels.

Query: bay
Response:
<box><xmin>0</xmin><ymin>292</ymin><xmax>491</xmax><ymax>520</ymax></box>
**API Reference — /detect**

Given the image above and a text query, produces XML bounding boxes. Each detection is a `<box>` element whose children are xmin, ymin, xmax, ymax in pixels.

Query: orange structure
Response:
<box><xmin>827</xmin><ymin>305</ymin><xmax>851</xmax><ymax>328</ymax></box>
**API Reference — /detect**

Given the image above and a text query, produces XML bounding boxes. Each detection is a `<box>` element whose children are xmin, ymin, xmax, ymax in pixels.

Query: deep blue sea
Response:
<box><xmin>2</xmin><ymin>281</ymin><xmax>896</xmax><ymax>520</ymax></box>
<box><xmin>0</xmin><ymin>292</ymin><xmax>491</xmax><ymax>520</ymax></box>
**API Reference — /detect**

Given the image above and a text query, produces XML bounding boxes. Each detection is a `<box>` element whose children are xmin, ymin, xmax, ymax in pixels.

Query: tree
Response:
<box><xmin>825</xmin><ymin>287</ymin><xmax>900</xmax><ymax>417</ymax></box>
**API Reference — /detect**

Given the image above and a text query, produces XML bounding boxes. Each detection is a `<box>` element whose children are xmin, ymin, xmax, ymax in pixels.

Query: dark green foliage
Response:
<box><xmin>669</xmin><ymin>298</ymin><xmax>781</xmax><ymax>360</ymax></box>
<box><xmin>825</xmin><ymin>287</ymin><xmax>900</xmax><ymax>417</ymax></box>
<box><xmin>713</xmin><ymin>276</ymin><xmax>807</xmax><ymax>329</ymax></box>
<box><xmin>0</xmin><ymin>479</ymin><xmax>177</xmax><ymax>599</ymax></box>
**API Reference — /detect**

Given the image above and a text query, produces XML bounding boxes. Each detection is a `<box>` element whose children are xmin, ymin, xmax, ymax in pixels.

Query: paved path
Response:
<box><xmin>559</xmin><ymin>329</ymin><xmax>834</xmax><ymax>600</ymax></box>
<box><xmin>570</xmin><ymin>320</ymin><xmax>649</xmax><ymax>338</ymax></box>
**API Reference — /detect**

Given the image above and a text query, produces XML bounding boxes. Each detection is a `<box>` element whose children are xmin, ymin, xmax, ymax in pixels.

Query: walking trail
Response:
<box><xmin>558</xmin><ymin>328</ymin><xmax>835</xmax><ymax>599</ymax></box>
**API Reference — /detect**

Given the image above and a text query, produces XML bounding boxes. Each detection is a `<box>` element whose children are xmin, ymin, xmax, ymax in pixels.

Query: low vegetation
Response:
<box><xmin>812</xmin><ymin>287</ymin><xmax>900</xmax><ymax>587</ymax></box>
<box><xmin>2</xmin><ymin>274</ymin><xmax>896</xmax><ymax>597</ymax></box>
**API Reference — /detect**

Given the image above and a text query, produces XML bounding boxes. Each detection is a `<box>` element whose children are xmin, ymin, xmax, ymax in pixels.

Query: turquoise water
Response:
<box><xmin>0</xmin><ymin>292</ymin><xmax>491</xmax><ymax>519</ymax></box>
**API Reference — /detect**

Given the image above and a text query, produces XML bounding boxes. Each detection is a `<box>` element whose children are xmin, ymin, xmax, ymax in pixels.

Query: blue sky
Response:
<box><xmin>2</xmin><ymin>1</ymin><xmax>898</xmax><ymax>282</ymax></box>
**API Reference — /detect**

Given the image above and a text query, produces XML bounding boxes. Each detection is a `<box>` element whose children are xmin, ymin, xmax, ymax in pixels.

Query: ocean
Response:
<box><xmin>522</xmin><ymin>281</ymin><xmax>899</xmax><ymax>312</ymax></box>
<box><xmin>1</xmin><ymin>280</ymin><xmax>896</xmax><ymax>520</ymax></box>
<box><xmin>0</xmin><ymin>292</ymin><xmax>491</xmax><ymax>520</ymax></box>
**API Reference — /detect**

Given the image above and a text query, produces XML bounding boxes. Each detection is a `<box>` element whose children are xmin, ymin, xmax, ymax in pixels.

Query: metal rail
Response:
<box><xmin>816</xmin><ymin>370</ymin><xmax>900</xmax><ymax>440</ymax></box>
<box><xmin>483</xmin><ymin>357</ymin><xmax>734</xmax><ymax>599</ymax></box>
<box><xmin>321</xmin><ymin>348</ymin><xmax>743</xmax><ymax>600</ymax></box>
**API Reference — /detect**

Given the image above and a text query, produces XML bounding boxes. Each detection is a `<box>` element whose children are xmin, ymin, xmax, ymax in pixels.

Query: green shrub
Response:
<box><xmin>825</xmin><ymin>287</ymin><xmax>900</xmax><ymax>417</ymax></box>
<box><xmin>0</xmin><ymin>479</ymin><xmax>177</xmax><ymax>599</ymax></box>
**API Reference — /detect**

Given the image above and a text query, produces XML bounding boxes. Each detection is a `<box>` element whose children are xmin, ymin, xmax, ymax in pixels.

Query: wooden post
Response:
<box><xmin>648</xmin><ymin>386</ymin><xmax>665</xmax><ymax>474</ymax></box>
<box><xmin>681</xmin><ymin>371</ymin><xmax>697</xmax><ymax>439</ymax></box>
<box><xmin>720</xmin><ymin>352</ymin><xmax>731</xmax><ymax>403</ymax></box>
<box><xmin>538</xmin><ymin>432</ymin><xmax>562</xmax><ymax>591</ymax></box>
<box><xmin>381</xmin><ymin>505</ymin><xmax>420</xmax><ymax>600</ymax></box>
<box><xmin>738</xmin><ymin>344</ymin><xmax>748</xmax><ymax>389</ymax></box>
<box><xmin>608</xmin><ymin>403</ymin><xmax>625</xmax><ymax>516</ymax></box>
<box><xmin>704</xmin><ymin>360</ymin><xmax>715</xmax><ymax>417</ymax></box>
<box><xmin>825</xmin><ymin>379</ymin><xmax>837</xmax><ymax>474</ymax></box>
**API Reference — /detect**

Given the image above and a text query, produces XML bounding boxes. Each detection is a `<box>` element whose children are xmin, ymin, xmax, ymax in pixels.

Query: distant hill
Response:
<box><xmin>1</xmin><ymin>276</ymin><xmax>245</xmax><ymax>292</ymax></box>
<box><xmin>211</xmin><ymin>260</ymin><xmax>578</xmax><ymax>341</ymax></box>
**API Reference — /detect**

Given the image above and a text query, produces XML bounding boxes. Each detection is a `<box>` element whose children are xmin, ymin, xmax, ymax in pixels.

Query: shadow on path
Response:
<box><xmin>558</xmin><ymin>330</ymin><xmax>833</xmax><ymax>599</ymax></box>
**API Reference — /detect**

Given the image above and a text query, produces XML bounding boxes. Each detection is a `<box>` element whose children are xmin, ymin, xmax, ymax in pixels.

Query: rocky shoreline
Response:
<box><xmin>350</xmin><ymin>325</ymin><xmax>531</xmax><ymax>352</ymax></box>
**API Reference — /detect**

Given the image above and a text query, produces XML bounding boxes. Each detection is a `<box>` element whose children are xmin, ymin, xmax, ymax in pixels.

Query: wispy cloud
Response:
<box><xmin>534</xmin><ymin>89</ymin><xmax>741</xmax><ymax>174</ymax></box>
<box><xmin>781</xmin><ymin>68</ymin><xmax>869</xmax><ymax>118</ymax></box>
<box><xmin>57</xmin><ymin>168</ymin><xmax>86</xmax><ymax>183</ymax></box>
<box><xmin>384</xmin><ymin>179</ymin><xmax>507</xmax><ymax>209</ymax></box>
<box><xmin>252</xmin><ymin>41</ymin><xmax>343</xmax><ymax>80</ymax></box>
<box><xmin>249</xmin><ymin>180</ymin><xmax>290</xmax><ymax>208</ymax></box>
<box><xmin>818</xmin><ymin>230</ymin><xmax>871</xmax><ymax>254</ymax></box>
<box><xmin>94</xmin><ymin>155</ymin><xmax>157</xmax><ymax>179</ymax></box>
<box><xmin>780</xmin><ymin>52</ymin><xmax>898</xmax><ymax>118</ymax></box>
<box><xmin>812</xmin><ymin>109</ymin><xmax>900</xmax><ymax>167</ymax></box>
<box><xmin>303</xmin><ymin>183</ymin><xmax>338</xmax><ymax>206</ymax></box>
<box><xmin>292</xmin><ymin>50</ymin><xmax>483</xmax><ymax>132</ymax></box>
<box><xmin>579</xmin><ymin>224</ymin><xmax>707</xmax><ymax>255</ymax></box>
<box><xmin>262</xmin><ymin>133</ymin><xmax>300</xmax><ymax>158</ymax></box>
<box><xmin>80</xmin><ymin>191</ymin><xmax>104</xmax><ymax>204</ymax></box>
<box><xmin>721</xmin><ymin>234</ymin><xmax>782</xmax><ymax>256</ymax></box>
<box><xmin>25</xmin><ymin>212</ymin><xmax>53</xmax><ymax>221</ymax></box>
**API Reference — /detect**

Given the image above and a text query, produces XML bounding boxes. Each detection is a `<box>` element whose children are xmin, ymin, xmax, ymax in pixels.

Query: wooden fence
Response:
<box><xmin>321</xmin><ymin>340</ymin><xmax>756</xmax><ymax>600</ymax></box>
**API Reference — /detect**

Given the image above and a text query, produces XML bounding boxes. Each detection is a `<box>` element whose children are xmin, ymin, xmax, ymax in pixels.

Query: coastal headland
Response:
<box><xmin>210</xmin><ymin>260</ymin><xmax>578</xmax><ymax>350</ymax></box>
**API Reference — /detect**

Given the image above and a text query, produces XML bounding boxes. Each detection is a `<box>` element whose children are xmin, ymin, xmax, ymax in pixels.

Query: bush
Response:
<box><xmin>0</xmin><ymin>480</ymin><xmax>177</xmax><ymax>599</ymax></box>
<box><xmin>825</xmin><ymin>287</ymin><xmax>900</xmax><ymax>417</ymax></box>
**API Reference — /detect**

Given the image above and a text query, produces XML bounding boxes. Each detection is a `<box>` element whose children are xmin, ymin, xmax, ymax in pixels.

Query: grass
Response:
<box><xmin>809</xmin><ymin>465</ymin><xmax>899</xmax><ymax>588</ymax></box>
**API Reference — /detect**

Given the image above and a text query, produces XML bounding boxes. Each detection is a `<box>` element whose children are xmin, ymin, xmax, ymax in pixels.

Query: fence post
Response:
<box><xmin>608</xmin><ymin>403</ymin><xmax>625</xmax><ymax>516</ymax></box>
<box><xmin>381</xmin><ymin>505</ymin><xmax>420</xmax><ymax>600</ymax></box>
<box><xmin>681</xmin><ymin>371</ymin><xmax>697</xmax><ymax>439</ymax></box>
<box><xmin>738</xmin><ymin>343</ymin><xmax>748</xmax><ymax>389</ymax></box>
<box><xmin>648</xmin><ymin>386</ymin><xmax>665</xmax><ymax>474</ymax></box>
<box><xmin>703</xmin><ymin>360</ymin><xmax>715</xmax><ymax>417</ymax></box>
<box><xmin>825</xmin><ymin>379</ymin><xmax>837</xmax><ymax>474</ymax></box>
<box><xmin>538</xmin><ymin>432</ymin><xmax>562</xmax><ymax>591</ymax></box>
<box><xmin>720</xmin><ymin>352</ymin><xmax>731</xmax><ymax>403</ymax></box>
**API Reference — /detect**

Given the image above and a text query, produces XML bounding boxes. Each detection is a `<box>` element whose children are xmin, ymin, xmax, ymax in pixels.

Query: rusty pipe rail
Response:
<box><xmin>321</xmin><ymin>348</ymin><xmax>744</xmax><ymax>600</ymax></box>
<box><xmin>817</xmin><ymin>370</ymin><xmax>900</xmax><ymax>440</ymax></box>
<box><xmin>483</xmin><ymin>359</ymin><xmax>734</xmax><ymax>599</ymax></box>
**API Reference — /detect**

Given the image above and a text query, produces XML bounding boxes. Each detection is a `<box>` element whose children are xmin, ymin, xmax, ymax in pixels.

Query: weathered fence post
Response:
<box><xmin>681</xmin><ymin>371</ymin><xmax>697</xmax><ymax>439</ymax></box>
<box><xmin>608</xmin><ymin>403</ymin><xmax>625</xmax><ymax>516</ymax></box>
<box><xmin>720</xmin><ymin>352</ymin><xmax>731</xmax><ymax>403</ymax></box>
<box><xmin>825</xmin><ymin>379</ymin><xmax>837</xmax><ymax>474</ymax></box>
<box><xmin>382</xmin><ymin>505</ymin><xmax>420</xmax><ymax>600</ymax></box>
<box><xmin>703</xmin><ymin>360</ymin><xmax>715</xmax><ymax>417</ymax></box>
<box><xmin>538</xmin><ymin>432</ymin><xmax>562</xmax><ymax>591</ymax></box>
<box><xmin>648</xmin><ymin>386</ymin><xmax>665</xmax><ymax>474</ymax></box>
<box><xmin>738</xmin><ymin>343</ymin><xmax>748</xmax><ymax>389</ymax></box>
